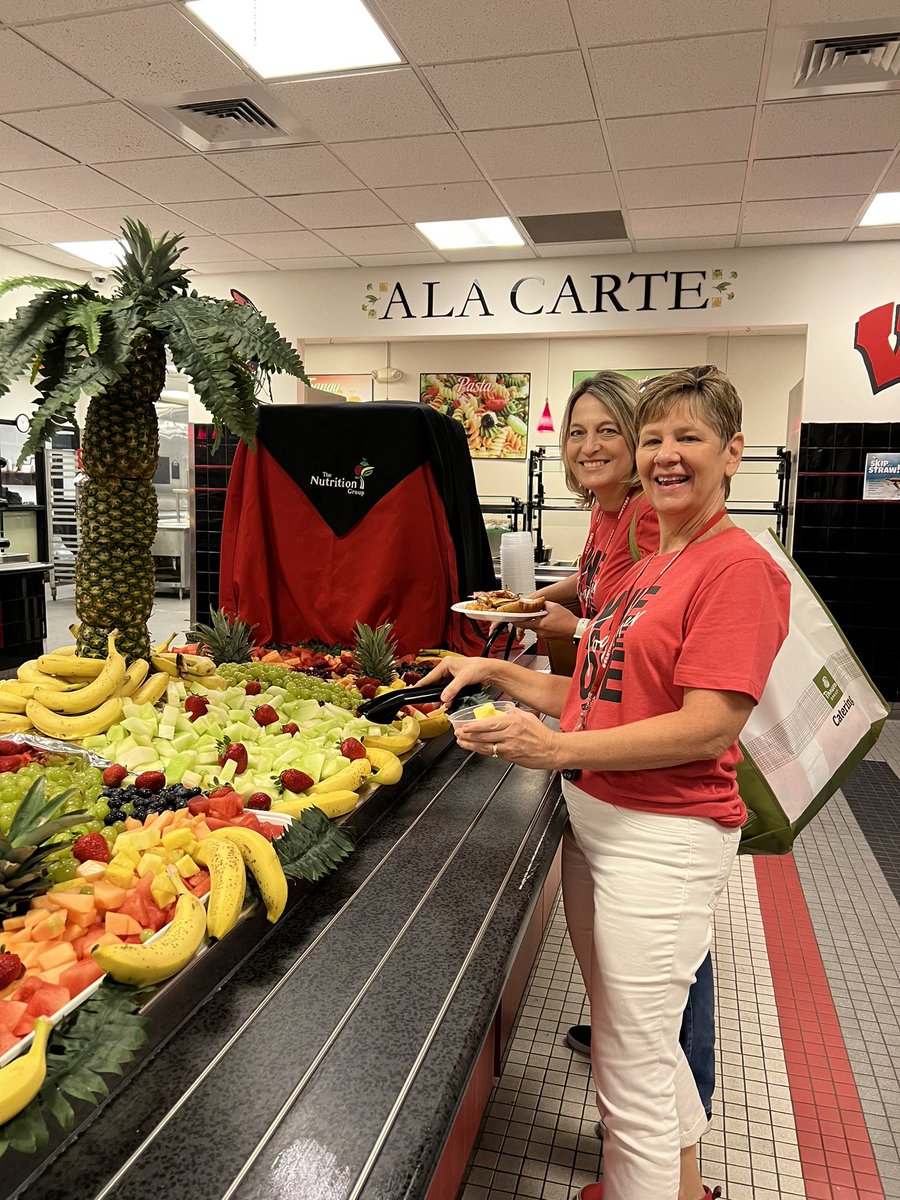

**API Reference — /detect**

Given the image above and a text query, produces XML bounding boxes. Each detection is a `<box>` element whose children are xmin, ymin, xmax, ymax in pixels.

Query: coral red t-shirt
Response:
<box><xmin>577</xmin><ymin>492</ymin><xmax>659</xmax><ymax>617</ymax></box>
<box><xmin>561</xmin><ymin>527</ymin><xmax>790</xmax><ymax>828</ymax></box>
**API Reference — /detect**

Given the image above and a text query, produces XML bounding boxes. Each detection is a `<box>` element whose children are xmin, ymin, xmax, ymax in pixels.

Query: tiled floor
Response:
<box><xmin>43</xmin><ymin>584</ymin><xmax>191</xmax><ymax>650</ymax></box>
<box><xmin>458</xmin><ymin>724</ymin><xmax>900</xmax><ymax>1200</ymax></box>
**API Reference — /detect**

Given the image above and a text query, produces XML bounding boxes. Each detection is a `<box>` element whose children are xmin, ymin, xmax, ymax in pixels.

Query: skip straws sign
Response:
<box><xmin>363</xmin><ymin>268</ymin><xmax>739</xmax><ymax>322</ymax></box>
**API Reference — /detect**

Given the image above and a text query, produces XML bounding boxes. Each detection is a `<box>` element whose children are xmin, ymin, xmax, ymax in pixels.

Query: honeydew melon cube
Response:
<box><xmin>289</xmin><ymin>699</ymin><xmax>322</xmax><ymax>723</ymax></box>
<box><xmin>82</xmin><ymin>735</ymin><xmax>106</xmax><ymax>750</ymax></box>
<box><xmin>225</xmin><ymin>723</ymin><xmax>249</xmax><ymax>742</ymax></box>
<box><xmin>107</xmin><ymin>723</ymin><xmax>128</xmax><ymax>744</ymax></box>
<box><xmin>319</xmin><ymin>756</ymin><xmax>347</xmax><ymax>780</ymax></box>
<box><xmin>166</xmin><ymin>682</ymin><xmax>185</xmax><ymax>707</ymax></box>
<box><xmin>295</xmin><ymin>752</ymin><xmax>325</xmax><ymax>783</ymax></box>
<box><xmin>181</xmin><ymin>770</ymin><xmax>203</xmax><ymax>789</ymax></box>
<box><xmin>175</xmin><ymin>714</ymin><xmax>194</xmax><ymax>734</ymax></box>
<box><xmin>161</xmin><ymin>704</ymin><xmax>179</xmax><ymax>726</ymax></box>
<box><xmin>158</xmin><ymin>724</ymin><xmax>176</xmax><ymax>741</ymax></box>
<box><xmin>115</xmin><ymin>735</ymin><xmax>137</xmax><ymax>755</ymax></box>
<box><xmin>122</xmin><ymin>717</ymin><xmax>153</xmax><ymax>737</ymax></box>
<box><xmin>219</xmin><ymin>758</ymin><xmax>237</xmax><ymax>782</ymax></box>
<box><xmin>195</xmin><ymin>750</ymin><xmax>219</xmax><ymax>766</ymax></box>
<box><xmin>228</xmin><ymin>711</ymin><xmax>253</xmax><ymax>727</ymax></box>
<box><xmin>165</xmin><ymin>753</ymin><xmax>193</xmax><ymax>784</ymax></box>
<box><xmin>273</xmin><ymin>748</ymin><xmax>299</xmax><ymax>770</ymax></box>
<box><xmin>191</xmin><ymin>715</ymin><xmax>213</xmax><ymax>734</ymax></box>
<box><xmin>122</xmin><ymin>702</ymin><xmax>142</xmax><ymax>720</ymax></box>
<box><xmin>118</xmin><ymin>746</ymin><xmax>158</xmax><ymax>771</ymax></box>
<box><xmin>172</xmin><ymin>732</ymin><xmax>196</xmax><ymax>753</ymax></box>
<box><xmin>132</xmin><ymin>733</ymin><xmax>153</xmax><ymax>748</ymax></box>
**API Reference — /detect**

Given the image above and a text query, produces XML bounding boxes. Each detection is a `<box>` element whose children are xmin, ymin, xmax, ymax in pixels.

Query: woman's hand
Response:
<box><xmin>519</xmin><ymin>600</ymin><xmax>580</xmax><ymax>639</ymax></box>
<box><xmin>455</xmin><ymin>706</ymin><xmax>562</xmax><ymax>770</ymax></box>
<box><xmin>416</xmin><ymin>655</ymin><xmax>496</xmax><ymax>705</ymax></box>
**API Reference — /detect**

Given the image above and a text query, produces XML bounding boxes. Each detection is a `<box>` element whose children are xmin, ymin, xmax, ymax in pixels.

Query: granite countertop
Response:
<box><xmin>2</xmin><ymin>676</ymin><xmax>566</xmax><ymax>1200</ymax></box>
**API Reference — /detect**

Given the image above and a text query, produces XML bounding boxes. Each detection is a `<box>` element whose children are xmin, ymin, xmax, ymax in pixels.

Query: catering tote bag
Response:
<box><xmin>736</xmin><ymin>530</ymin><xmax>889</xmax><ymax>855</ymax></box>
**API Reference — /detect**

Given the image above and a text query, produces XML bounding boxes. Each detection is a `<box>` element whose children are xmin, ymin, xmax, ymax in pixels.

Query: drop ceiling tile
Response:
<box><xmin>747</xmin><ymin>152</ymin><xmax>891</xmax><ymax>200</ymax></box>
<box><xmin>634</xmin><ymin>235</ymin><xmax>737</xmax><ymax>251</ymax></box>
<box><xmin>463</xmin><ymin>122</ymin><xmax>609</xmax><ymax>178</ymax></box>
<box><xmin>353</xmin><ymin>251</ymin><xmax>444</xmax><ymax>265</ymax></box>
<box><xmin>186</xmin><ymin>259</ymin><xmax>276</xmax><ymax>274</ymax></box>
<box><xmin>10</xmin><ymin>243</ymin><xmax>97</xmax><ymax>271</ymax></box>
<box><xmin>535</xmin><ymin>240</ymin><xmax>633</xmax><ymax>257</ymax></box>
<box><xmin>591</xmin><ymin>33</ymin><xmax>766</xmax><ymax>118</ymax></box>
<box><xmin>178</xmin><ymin>235</ymin><xmax>257</xmax><ymax>263</ymax></box>
<box><xmin>848</xmin><ymin>226</ymin><xmax>900</xmax><ymax>241</ymax></box>
<box><xmin>620</xmin><ymin>162</ymin><xmax>745</xmax><ymax>209</ymax></box>
<box><xmin>0</xmin><ymin>122</ymin><xmax>74</xmax><ymax>170</ymax></box>
<box><xmin>0</xmin><ymin>182</ymin><xmax>50</xmax><ymax>214</ymax></box>
<box><xmin>224</xmin><ymin>230</ymin><xmax>340</xmax><ymax>259</ymax></box>
<box><xmin>25</xmin><ymin>7</ymin><xmax>249</xmax><ymax>98</ymax></box>
<box><xmin>423</xmin><ymin>52</ymin><xmax>595</xmax><ymax>131</ymax></box>
<box><xmin>270</xmin><ymin>190</ymin><xmax>402</xmax><ymax>229</ymax></box>
<box><xmin>439</xmin><ymin>245</ymin><xmax>536</xmax><ymax>261</ymax></box>
<box><xmin>0</xmin><ymin>0</ymin><xmax>167</xmax><ymax>18</ymax></box>
<box><xmin>316</xmin><ymin>225</ymin><xmax>429</xmax><ymax>255</ymax></box>
<box><xmin>741</xmin><ymin>230</ymin><xmax>848</xmax><ymax>245</ymax></box>
<box><xmin>0</xmin><ymin>226</ymin><xmax>29</xmax><ymax>245</ymax></box>
<box><xmin>881</xmin><ymin>158</ymin><xmax>900</xmax><ymax>190</ymax></box>
<box><xmin>332</xmin><ymin>135</ymin><xmax>480</xmax><ymax>189</ymax></box>
<box><xmin>606</xmin><ymin>108</ymin><xmax>755</xmax><ymax>170</ymax></box>
<box><xmin>629</xmin><ymin>204</ymin><xmax>740</xmax><ymax>239</ymax></box>
<box><xmin>755</xmin><ymin>95</ymin><xmax>900</xmax><ymax>157</ymax></box>
<box><xmin>375</xmin><ymin>182</ymin><xmax>504</xmax><ymax>223</ymax></box>
<box><xmin>0</xmin><ymin>30</ymin><xmax>106</xmax><ymax>112</ymax></box>
<box><xmin>775</xmin><ymin>0</ymin><xmax>899</xmax><ymax>22</ymax></box>
<box><xmin>0</xmin><ymin>210</ymin><xmax>111</xmax><ymax>241</ymax></box>
<box><xmin>272</xmin><ymin>69</ymin><xmax>449</xmax><ymax>142</ymax></box>
<box><xmin>5</xmin><ymin>102</ymin><xmax>191</xmax><ymax>164</ymax></box>
<box><xmin>273</xmin><ymin>257</ymin><xmax>356</xmax><ymax>269</ymax></box>
<box><xmin>375</xmin><ymin>0</ymin><xmax>577</xmax><ymax>62</ymax></box>
<box><xmin>211</xmin><ymin>147</ymin><xmax>361</xmax><ymax>196</ymax></box>
<box><xmin>497</xmin><ymin>173</ymin><xmax>618</xmax><ymax>216</ymax></box>
<box><xmin>742</xmin><ymin>195</ymin><xmax>867</xmax><ymax>232</ymax></box>
<box><xmin>0</xmin><ymin>165</ymin><xmax>144</xmax><ymax>208</ymax></box>
<box><xmin>571</xmin><ymin>0</ymin><xmax>768</xmax><ymax>44</ymax></box>
<box><xmin>165</xmin><ymin>198</ymin><xmax>300</xmax><ymax>235</ymax></box>
<box><xmin>96</xmin><ymin>156</ymin><xmax>251</xmax><ymax>203</ymax></box>
<box><xmin>68</xmin><ymin>204</ymin><xmax>210</xmax><ymax>239</ymax></box>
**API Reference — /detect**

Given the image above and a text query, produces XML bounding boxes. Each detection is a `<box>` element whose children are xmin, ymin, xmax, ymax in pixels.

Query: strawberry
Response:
<box><xmin>217</xmin><ymin>741</ymin><xmax>248</xmax><ymax>775</ymax></box>
<box><xmin>0</xmin><ymin>951</ymin><xmax>25</xmax><ymax>989</ymax></box>
<box><xmin>340</xmin><ymin>737</ymin><xmax>366</xmax><ymax>761</ymax></box>
<box><xmin>102</xmin><ymin>763</ymin><xmax>128</xmax><ymax>788</ymax></box>
<box><xmin>245</xmin><ymin>680</ymin><xmax>262</xmax><ymax>695</ymax></box>
<box><xmin>247</xmin><ymin>793</ymin><xmax>272</xmax><ymax>810</ymax></box>
<box><xmin>134</xmin><ymin>771</ymin><xmax>166</xmax><ymax>792</ymax></box>
<box><xmin>402</xmin><ymin>671</ymin><xmax>420</xmax><ymax>685</ymax></box>
<box><xmin>253</xmin><ymin>704</ymin><xmax>279</xmax><ymax>727</ymax></box>
<box><xmin>209</xmin><ymin>785</ymin><xmax>237</xmax><ymax>799</ymax></box>
<box><xmin>0</xmin><ymin>754</ymin><xmax>31</xmax><ymax>774</ymax></box>
<box><xmin>185</xmin><ymin>695</ymin><xmax>209</xmax><ymax>722</ymax></box>
<box><xmin>359</xmin><ymin>683</ymin><xmax>378</xmax><ymax>700</ymax></box>
<box><xmin>72</xmin><ymin>832</ymin><xmax>111</xmax><ymax>864</ymax></box>
<box><xmin>0</xmin><ymin>740</ymin><xmax>23</xmax><ymax>757</ymax></box>
<box><xmin>278</xmin><ymin>769</ymin><xmax>313</xmax><ymax>794</ymax></box>
<box><xmin>282</xmin><ymin>722</ymin><xmax>299</xmax><ymax>736</ymax></box>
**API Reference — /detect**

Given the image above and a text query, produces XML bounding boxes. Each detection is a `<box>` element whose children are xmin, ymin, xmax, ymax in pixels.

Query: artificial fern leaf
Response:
<box><xmin>0</xmin><ymin>291</ymin><xmax>72</xmax><ymax>398</ymax></box>
<box><xmin>69</xmin><ymin>298</ymin><xmax>110</xmax><ymax>355</ymax></box>
<box><xmin>0</xmin><ymin>985</ymin><xmax>147</xmax><ymax>1158</ymax></box>
<box><xmin>202</xmin><ymin>298</ymin><xmax>307</xmax><ymax>379</ymax></box>
<box><xmin>275</xmin><ymin>805</ymin><xmax>355</xmax><ymax>884</ymax></box>
<box><xmin>0</xmin><ymin>275</ymin><xmax>79</xmax><ymax>299</ymax></box>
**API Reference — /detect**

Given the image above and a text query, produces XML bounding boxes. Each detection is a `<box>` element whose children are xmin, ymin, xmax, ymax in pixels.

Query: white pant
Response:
<box><xmin>562</xmin><ymin>781</ymin><xmax>739</xmax><ymax>1200</ymax></box>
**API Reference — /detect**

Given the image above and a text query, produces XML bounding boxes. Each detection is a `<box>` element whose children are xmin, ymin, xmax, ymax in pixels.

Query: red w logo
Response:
<box><xmin>854</xmin><ymin>301</ymin><xmax>900</xmax><ymax>394</ymax></box>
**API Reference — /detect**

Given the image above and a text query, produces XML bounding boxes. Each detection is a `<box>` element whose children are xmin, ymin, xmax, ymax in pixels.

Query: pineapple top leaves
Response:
<box><xmin>189</xmin><ymin>607</ymin><xmax>257</xmax><ymax>665</ymax></box>
<box><xmin>7</xmin><ymin>777</ymin><xmax>85</xmax><ymax>849</ymax></box>
<box><xmin>0</xmin><ymin>777</ymin><xmax>88</xmax><ymax>919</ymax></box>
<box><xmin>353</xmin><ymin>621</ymin><xmax>398</xmax><ymax>685</ymax></box>
<box><xmin>0</xmin><ymin>218</ymin><xmax>307</xmax><ymax>464</ymax></box>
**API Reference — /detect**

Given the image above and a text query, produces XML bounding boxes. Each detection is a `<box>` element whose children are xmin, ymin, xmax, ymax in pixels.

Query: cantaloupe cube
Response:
<box><xmin>93</xmin><ymin>880</ymin><xmax>128</xmax><ymax>913</ymax></box>
<box><xmin>192</xmin><ymin>819</ymin><xmax>212</xmax><ymax>840</ymax></box>
<box><xmin>52</xmin><ymin>892</ymin><xmax>97</xmax><ymax>919</ymax></box>
<box><xmin>155</xmin><ymin>810</ymin><xmax>176</xmax><ymax>831</ymax></box>
<box><xmin>17</xmin><ymin>946</ymin><xmax>41</xmax><ymax>968</ymax></box>
<box><xmin>37</xmin><ymin>942</ymin><xmax>78</xmax><ymax>971</ymax></box>
<box><xmin>23</xmin><ymin>909</ymin><xmax>48</xmax><ymax>928</ymax></box>
<box><xmin>32</xmin><ymin>911</ymin><xmax>66</xmax><ymax>941</ymax></box>
<box><xmin>31</xmin><ymin>895</ymin><xmax>63</xmax><ymax>912</ymax></box>
<box><xmin>2</xmin><ymin>916</ymin><xmax>27</xmax><ymax>932</ymax></box>
<box><xmin>104</xmin><ymin>912</ymin><xmax>142</xmax><ymax>937</ymax></box>
<box><xmin>124</xmin><ymin>817</ymin><xmax>141</xmax><ymax>831</ymax></box>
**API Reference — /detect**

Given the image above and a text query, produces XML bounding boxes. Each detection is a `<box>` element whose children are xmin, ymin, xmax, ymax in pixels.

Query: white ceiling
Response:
<box><xmin>0</xmin><ymin>0</ymin><xmax>898</xmax><ymax>275</ymax></box>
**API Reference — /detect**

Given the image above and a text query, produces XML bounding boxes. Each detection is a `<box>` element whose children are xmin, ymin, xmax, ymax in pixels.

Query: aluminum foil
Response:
<box><xmin>1</xmin><ymin>732</ymin><xmax>111</xmax><ymax>768</ymax></box>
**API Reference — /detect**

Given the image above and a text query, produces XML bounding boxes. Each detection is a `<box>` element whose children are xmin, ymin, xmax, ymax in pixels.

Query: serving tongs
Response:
<box><xmin>358</xmin><ymin>681</ymin><xmax>484</xmax><ymax>724</ymax></box>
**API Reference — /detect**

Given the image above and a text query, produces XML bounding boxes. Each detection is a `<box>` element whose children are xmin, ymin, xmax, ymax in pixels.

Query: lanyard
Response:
<box><xmin>581</xmin><ymin>491</ymin><xmax>634</xmax><ymax>612</ymax></box>
<box><xmin>570</xmin><ymin>508</ymin><xmax>728</xmax><ymax>739</ymax></box>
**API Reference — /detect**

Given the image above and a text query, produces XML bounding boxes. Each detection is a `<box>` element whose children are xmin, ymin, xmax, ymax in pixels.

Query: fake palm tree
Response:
<box><xmin>0</xmin><ymin>219</ymin><xmax>307</xmax><ymax>661</ymax></box>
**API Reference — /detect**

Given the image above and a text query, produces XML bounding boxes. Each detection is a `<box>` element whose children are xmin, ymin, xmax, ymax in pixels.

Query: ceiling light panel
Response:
<box><xmin>186</xmin><ymin>0</ymin><xmax>402</xmax><ymax>79</ymax></box>
<box><xmin>416</xmin><ymin>217</ymin><xmax>525</xmax><ymax>250</ymax></box>
<box><xmin>52</xmin><ymin>239</ymin><xmax>124</xmax><ymax>267</ymax></box>
<box><xmin>860</xmin><ymin>192</ymin><xmax>900</xmax><ymax>225</ymax></box>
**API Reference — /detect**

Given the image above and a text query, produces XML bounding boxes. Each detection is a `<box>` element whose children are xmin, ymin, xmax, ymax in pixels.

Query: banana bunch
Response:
<box><xmin>206</xmin><ymin>826</ymin><xmax>287</xmax><ymax>924</ymax></box>
<box><xmin>22</xmin><ymin>632</ymin><xmax>126</xmax><ymax>741</ymax></box>
<box><xmin>273</xmin><ymin>790</ymin><xmax>360</xmax><ymax>820</ymax></box>
<box><xmin>362</xmin><ymin>714</ymin><xmax>421</xmax><ymax>755</ymax></box>
<box><xmin>92</xmin><ymin>871</ymin><xmax>206</xmax><ymax>986</ymax></box>
<box><xmin>195</xmin><ymin>837</ymin><xmax>246</xmax><ymax>940</ymax></box>
<box><xmin>0</xmin><ymin>1016</ymin><xmax>53</xmax><ymax>1125</ymax></box>
<box><xmin>311</xmin><ymin>759</ymin><xmax>371</xmax><ymax>795</ymax></box>
<box><xmin>365</xmin><ymin>746</ymin><xmax>403</xmax><ymax>786</ymax></box>
<box><xmin>150</xmin><ymin>633</ymin><xmax>220</xmax><ymax>687</ymax></box>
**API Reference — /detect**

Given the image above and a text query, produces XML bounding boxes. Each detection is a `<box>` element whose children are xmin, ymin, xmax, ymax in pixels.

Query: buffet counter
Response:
<box><xmin>0</xmin><ymin>559</ymin><xmax>49</xmax><ymax>670</ymax></box>
<box><xmin>3</xmin><ymin>656</ymin><xmax>566</xmax><ymax>1200</ymax></box>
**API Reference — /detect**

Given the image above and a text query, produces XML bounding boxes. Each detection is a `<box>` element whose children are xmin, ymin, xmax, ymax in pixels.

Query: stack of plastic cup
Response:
<box><xmin>500</xmin><ymin>531</ymin><xmax>536</xmax><ymax>595</ymax></box>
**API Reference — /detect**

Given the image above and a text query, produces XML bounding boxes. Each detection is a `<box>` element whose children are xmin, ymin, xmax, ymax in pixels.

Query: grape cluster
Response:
<box><xmin>103</xmin><ymin>783</ymin><xmax>203</xmax><ymax>826</ymax></box>
<box><xmin>219</xmin><ymin>663</ymin><xmax>361</xmax><ymax>711</ymax></box>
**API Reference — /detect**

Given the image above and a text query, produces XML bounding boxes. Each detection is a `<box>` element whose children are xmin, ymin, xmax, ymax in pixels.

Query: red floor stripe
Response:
<box><xmin>753</xmin><ymin>855</ymin><xmax>885</xmax><ymax>1200</ymax></box>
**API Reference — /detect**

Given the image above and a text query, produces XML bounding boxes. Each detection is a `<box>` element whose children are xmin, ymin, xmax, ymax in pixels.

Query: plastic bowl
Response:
<box><xmin>448</xmin><ymin>700</ymin><xmax>517</xmax><ymax>728</ymax></box>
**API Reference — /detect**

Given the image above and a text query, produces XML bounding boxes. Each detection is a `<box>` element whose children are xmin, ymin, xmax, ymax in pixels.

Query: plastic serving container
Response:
<box><xmin>447</xmin><ymin>700</ymin><xmax>517</xmax><ymax>728</ymax></box>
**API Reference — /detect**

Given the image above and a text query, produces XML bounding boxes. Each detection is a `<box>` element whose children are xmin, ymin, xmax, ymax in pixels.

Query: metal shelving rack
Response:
<box><xmin>48</xmin><ymin>444</ymin><xmax>79</xmax><ymax>599</ymax></box>
<box><xmin>526</xmin><ymin>446</ymin><xmax>792</xmax><ymax>559</ymax></box>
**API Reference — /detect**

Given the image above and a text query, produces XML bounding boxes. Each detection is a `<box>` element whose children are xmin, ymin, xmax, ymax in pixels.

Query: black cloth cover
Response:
<box><xmin>219</xmin><ymin>403</ymin><xmax>496</xmax><ymax>653</ymax></box>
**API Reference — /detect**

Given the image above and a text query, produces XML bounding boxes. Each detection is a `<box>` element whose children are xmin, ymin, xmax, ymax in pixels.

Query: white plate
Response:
<box><xmin>451</xmin><ymin>601</ymin><xmax>547</xmax><ymax>623</ymax></box>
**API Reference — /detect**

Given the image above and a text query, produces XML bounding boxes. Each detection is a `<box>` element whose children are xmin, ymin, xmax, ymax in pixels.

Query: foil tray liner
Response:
<box><xmin>2</xmin><ymin>731</ymin><xmax>111</xmax><ymax>768</ymax></box>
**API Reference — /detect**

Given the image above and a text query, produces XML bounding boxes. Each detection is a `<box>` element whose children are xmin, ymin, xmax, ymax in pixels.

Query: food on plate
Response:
<box><xmin>465</xmin><ymin>590</ymin><xmax>544</xmax><ymax>614</ymax></box>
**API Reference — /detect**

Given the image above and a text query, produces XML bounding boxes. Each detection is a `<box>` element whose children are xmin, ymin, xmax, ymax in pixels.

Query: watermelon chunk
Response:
<box><xmin>12</xmin><ymin>1012</ymin><xmax>35</xmax><ymax>1037</ymax></box>
<box><xmin>0</xmin><ymin>1028</ymin><xmax>19</xmax><ymax>1054</ymax></box>
<box><xmin>59</xmin><ymin>960</ymin><xmax>104</xmax><ymax>997</ymax></box>
<box><xmin>25</xmin><ymin>983</ymin><xmax>70</xmax><ymax>1019</ymax></box>
<box><xmin>13</xmin><ymin>977</ymin><xmax>44</xmax><ymax>1002</ymax></box>
<box><xmin>73</xmin><ymin>923</ymin><xmax>106</xmax><ymax>960</ymax></box>
<box><xmin>0</xmin><ymin>999</ymin><xmax>28</xmax><ymax>1031</ymax></box>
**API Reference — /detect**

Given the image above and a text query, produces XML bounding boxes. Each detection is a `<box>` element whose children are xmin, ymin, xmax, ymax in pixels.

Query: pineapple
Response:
<box><xmin>353</xmin><ymin>621</ymin><xmax>398</xmax><ymax>685</ymax></box>
<box><xmin>189</xmin><ymin>608</ymin><xmax>257</xmax><ymax>665</ymax></box>
<box><xmin>0</xmin><ymin>778</ymin><xmax>87</xmax><ymax>919</ymax></box>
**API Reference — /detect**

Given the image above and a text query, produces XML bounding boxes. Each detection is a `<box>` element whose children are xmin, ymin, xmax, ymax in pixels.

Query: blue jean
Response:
<box><xmin>679</xmin><ymin>951</ymin><xmax>715</xmax><ymax>1118</ymax></box>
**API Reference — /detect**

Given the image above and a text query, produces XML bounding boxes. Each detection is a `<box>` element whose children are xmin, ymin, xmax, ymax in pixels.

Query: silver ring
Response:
<box><xmin>491</xmin><ymin>743</ymin><xmax>499</xmax><ymax>758</ymax></box>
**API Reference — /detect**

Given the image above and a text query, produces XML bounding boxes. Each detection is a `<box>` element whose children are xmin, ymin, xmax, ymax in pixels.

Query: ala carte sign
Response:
<box><xmin>362</xmin><ymin>267</ymin><xmax>739</xmax><ymax>321</ymax></box>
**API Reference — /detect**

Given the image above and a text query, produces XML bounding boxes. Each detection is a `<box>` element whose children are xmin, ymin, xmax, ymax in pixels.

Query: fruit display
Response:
<box><xmin>0</xmin><ymin>1016</ymin><xmax>52</xmax><ymax>1125</ymax></box>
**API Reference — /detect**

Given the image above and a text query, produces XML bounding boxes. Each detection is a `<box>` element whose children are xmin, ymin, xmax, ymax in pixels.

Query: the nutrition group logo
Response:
<box><xmin>353</xmin><ymin>458</ymin><xmax>374</xmax><ymax>482</ymax></box>
<box><xmin>308</xmin><ymin>465</ymin><xmax>368</xmax><ymax>497</ymax></box>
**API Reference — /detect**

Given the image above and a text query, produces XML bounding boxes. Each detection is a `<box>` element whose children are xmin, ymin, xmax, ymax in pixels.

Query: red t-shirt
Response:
<box><xmin>561</xmin><ymin>527</ymin><xmax>790</xmax><ymax>827</ymax></box>
<box><xmin>577</xmin><ymin>492</ymin><xmax>660</xmax><ymax>617</ymax></box>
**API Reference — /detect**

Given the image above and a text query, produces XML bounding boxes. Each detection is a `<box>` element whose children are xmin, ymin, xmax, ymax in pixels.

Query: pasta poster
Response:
<box><xmin>420</xmin><ymin>373</ymin><xmax>530</xmax><ymax>459</ymax></box>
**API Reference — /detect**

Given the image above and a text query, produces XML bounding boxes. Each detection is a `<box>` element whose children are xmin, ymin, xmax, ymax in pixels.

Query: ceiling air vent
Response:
<box><xmin>766</xmin><ymin>21</ymin><xmax>900</xmax><ymax>100</ymax></box>
<box><xmin>137</xmin><ymin>85</ymin><xmax>315</xmax><ymax>151</ymax></box>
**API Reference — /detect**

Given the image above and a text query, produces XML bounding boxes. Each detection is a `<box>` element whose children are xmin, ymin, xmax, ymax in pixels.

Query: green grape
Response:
<box><xmin>94</xmin><ymin>801</ymin><xmax>110</xmax><ymax>820</ymax></box>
